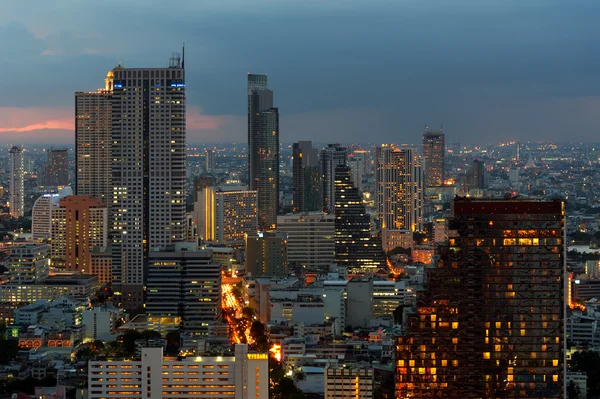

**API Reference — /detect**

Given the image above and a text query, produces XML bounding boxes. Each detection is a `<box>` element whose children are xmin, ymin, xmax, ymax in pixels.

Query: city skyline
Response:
<box><xmin>1</xmin><ymin>0</ymin><xmax>600</xmax><ymax>145</ymax></box>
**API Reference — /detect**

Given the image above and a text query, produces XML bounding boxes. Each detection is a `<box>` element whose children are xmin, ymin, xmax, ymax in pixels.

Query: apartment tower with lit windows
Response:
<box><xmin>422</xmin><ymin>126</ymin><xmax>445</xmax><ymax>187</ymax></box>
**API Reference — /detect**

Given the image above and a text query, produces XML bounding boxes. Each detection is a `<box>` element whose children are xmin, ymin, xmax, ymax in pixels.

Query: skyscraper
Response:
<box><xmin>44</xmin><ymin>147</ymin><xmax>69</xmax><ymax>187</ymax></box>
<box><xmin>396</xmin><ymin>199</ymin><xmax>565</xmax><ymax>398</ymax></box>
<box><xmin>321</xmin><ymin>144</ymin><xmax>347</xmax><ymax>214</ymax></box>
<box><xmin>375</xmin><ymin>145</ymin><xmax>424</xmax><ymax>232</ymax></box>
<box><xmin>75</xmin><ymin>74</ymin><xmax>113</xmax><ymax>202</ymax></box>
<box><xmin>205</xmin><ymin>147</ymin><xmax>216</xmax><ymax>172</ymax></box>
<box><xmin>248</xmin><ymin>74</ymin><xmax>279</xmax><ymax>230</ymax></box>
<box><xmin>422</xmin><ymin>126</ymin><xmax>445</xmax><ymax>187</ymax></box>
<box><xmin>110</xmin><ymin>58</ymin><xmax>186</xmax><ymax>310</ymax></box>
<box><xmin>472</xmin><ymin>158</ymin><xmax>485</xmax><ymax>189</ymax></box>
<box><xmin>334</xmin><ymin>166</ymin><xmax>385</xmax><ymax>273</ymax></box>
<box><xmin>292</xmin><ymin>141</ymin><xmax>321</xmax><ymax>213</ymax></box>
<box><xmin>9</xmin><ymin>146</ymin><xmax>24</xmax><ymax>218</ymax></box>
<box><xmin>246</xmin><ymin>230</ymin><xmax>288</xmax><ymax>277</ymax></box>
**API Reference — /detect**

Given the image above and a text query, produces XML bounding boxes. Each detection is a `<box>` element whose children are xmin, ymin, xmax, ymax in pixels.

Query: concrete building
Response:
<box><xmin>82</xmin><ymin>304</ymin><xmax>123</xmax><ymax>340</ymax></box>
<box><xmin>88</xmin><ymin>344</ymin><xmax>269</xmax><ymax>399</ymax></box>
<box><xmin>270</xmin><ymin>295</ymin><xmax>325</xmax><ymax>325</ymax></box>
<box><xmin>321</xmin><ymin>144</ymin><xmax>347</xmax><ymax>214</ymax></box>
<box><xmin>32</xmin><ymin>193</ymin><xmax>60</xmax><ymax>241</ymax></box>
<box><xmin>346</xmin><ymin>278</ymin><xmax>374</xmax><ymax>328</ymax></box>
<box><xmin>43</xmin><ymin>148</ymin><xmax>69</xmax><ymax>187</ymax></box>
<box><xmin>433</xmin><ymin>217</ymin><xmax>448</xmax><ymax>244</ymax></box>
<box><xmin>90</xmin><ymin>246</ymin><xmax>112</xmax><ymax>284</ymax></box>
<box><xmin>246</xmin><ymin>231</ymin><xmax>288</xmax><ymax>277</ymax></box>
<box><xmin>292</xmin><ymin>141</ymin><xmax>321</xmax><ymax>213</ymax></box>
<box><xmin>422</xmin><ymin>127</ymin><xmax>445</xmax><ymax>187</ymax></box>
<box><xmin>276</xmin><ymin>213</ymin><xmax>335</xmax><ymax>271</ymax></box>
<box><xmin>9</xmin><ymin>146</ymin><xmax>24</xmax><ymax>218</ymax></box>
<box><xmin>146</xmin><ymin>243</ymin><xmax>221</xmax><ymax>336</ymax></box>
<box><xmin>110</xmin><ymin>60</ymin><xmax>187</xmax><ymax>310</ymax></box>
<box><xmin>325</xmin><ymin>365</ymin><xmax>373</xmax><ymax>399</ymax></box>
<box><xmin>6</xmin><ymin>244</ymin><xmax>49</xmax><ymax>285</ymax></box>
<box><xmin>381</xmin><ymin>229</ymin><xmax>412</xmax><ymax>252</ymax></box>
<box><xmin>372</xmin><ymin>280</ymin><xmax>405</xmax><ymax>320</ymax></box>
<box><xmin>204</xmin><ymin>147</ymin><xmax>216</xmax><ymax>172</ymax></box>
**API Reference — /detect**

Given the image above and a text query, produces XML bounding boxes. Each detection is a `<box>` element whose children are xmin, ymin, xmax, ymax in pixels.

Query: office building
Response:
<box><xmin>372</xmin><ymin>280</ymin><xmax>406</xmax><ymax>320</ymax></box>
<box><xmin>321</xmin><ymin>144</ymin><xmax>347</xmax><ymax>214</ymax></box>
<box><xmin>9</xmin><ymin>146</ymin><xmax>24</xmax><ymax>218</ymax></box>
<box><xmin>248</xmin><ymin>73</ymin><xmax>279</xmax><ymax>230</ymax></box>
<box><xmin>88</xmin><ymin>345</ymin><xmax>269</xmax><ymax>399</ymax></box>
<box><xmin>32</xmin><ymin>193</ymin><xmax>60</xmax><ymax>241</ymax></box>
<box><xmin>334</xmin><ymin>166</ymin><xmax>385</xmax><ymax>273</ymax></box>
<box><xmin>146</xmin><ymin>243</ymin><xmax>221</xmax><ymax>336</ymax></box>
<box><xmin>470</xmin><ymin>158</ymin><xmax>486</xmax><ymax>190</ymax></box>
<box><xmin>292</xmin><ymin>141</ymin><xmax>321</xmax><ymax>212</ymax></box>
<box><xmin>375</xmin><ymin>145</ymin><xmax>424</xmax><ymax>233</ymax></box>
<box><xmin>396</xmin><ymin>199</ymin><xmax>565</xmax><ymax>398</ymax></box>
<box><xmin>432</xmin><ymin>217</ymin><xmax>448</xmax><ymax>244</ymax></box>
<box><xmin>422</xmin><ymin>126</ymin><xmax>445</xmax><ymax>187</ymax></box>
<box><xmin>51</xmin><ymin>195</ymin><xmax>107</xmax><ymax>273</ymax></box>
<box><xmin>6</xmin><ymin>244</ymin><xmax>49</xmax><ymax>285</ymax></box>
<box><xmin>246</xmin><ymin>231</ymin><xmax>288</xmax><ymax>277</ymax></box>
<box><xmin>276</xmin><ymin>213</ymin><xmax>335</xmax><ymax>271</ymax></box>
<box><xmin>197</xmin><ymin>186</ymin><xmax>258</xmax><ymax>247</ymax></box>
<box><xmin>43</xmin><ymin>148</ymin><xmax>69</xmax><ymax>187</ymax></box>
<box><xmin>346</xmin><ymin>278</ymin><xmax>374</xmax><ymax>328</ymax></box>
<box><xmin>348</xmin><ymin>156</ymin><xmax>365</xmax><ymax>190</ymax></box>
<box><xmin>90</xmin><ymin>246</ymin><xmax>112</xmax><ymax>284</ymax></box>
<box><xmin>110</xmin><ymin>59</ymin><xmax>186</xmax><ymax>310</ymax></box>
<box><xmin>75</xmin><ymin>77</ymin><xmax>113</xmax><ymax>202</ymax></box>
<box><xmin>205</xmin><ymin>147</ymin><xmax>216</xmax><ymax>172</ymax></box>
<box><xmin>325</xmin><ymin>365</ymin><xmax>373</xmax><ymax>399</ymax></box>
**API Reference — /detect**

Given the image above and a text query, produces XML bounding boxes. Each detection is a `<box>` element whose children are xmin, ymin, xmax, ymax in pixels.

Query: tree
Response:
<box><xmin>571</xmin><ymin>350</ymin><xmax>600</xmax><ymax>395</ymax></box>
<box><xmin>567</xmin><ymin>380</ymin><xmax>581</xmax><ymax>399</ymax></box>
<box><xmin>166</xmin><ymin>331</ymin><xmax>181</xmax><ymax>354</ymax></box>
<box><xmin>250</xmin><ymin>320</ymin><xmax>269</xmax><ymax>352</ymax></box>
<box><xmin>120</xmin><ymin>330</ymin><xmax>142</xmax><ymax>355</ymax></box>
<box><xmin>242</xmin><ymin>306</ymin><xmax>255</xmax><ymax>320</ymax></box>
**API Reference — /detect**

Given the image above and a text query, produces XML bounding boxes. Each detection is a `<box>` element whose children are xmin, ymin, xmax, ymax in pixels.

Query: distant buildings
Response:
<box><xmin>205</xmin><ymin>147</ymin><xmax>216</xmax><ymax>172</ymax></box>
<box><xmin>43</xmin><ymin>148</ymin><xmax>69</xmax><ymax>187</ymax></box>
<box><xmin>325</xmin><ymin>365</ymin><xmax>373</xmax><ymax>399</ymax></box>
<box><xmin>396</xmin><ymin>199</ymin><xmax>565</xmax><ymax>398</ymax></box>
<box><xmin>246</xmin><ymin>230</ymin><xmax>288</xmax><ymax>277</ymax></box>
<box><xmin>248</xmin><ymin>73</ymin><xmax>279</xmax><ymax>230</ymax></box>
<box><xmin>321</xmin><ymin>144</ymin><xmax>347</xmax><ymax>214</ymax></box>
<box><xmin>422</xmin><ymin>126</ymin><xmax>445</xmax><ymax>187</ymax></box>
<box><xmin>292</xmin><ymin>141</ymin><xmax>321</xmax><ymax>213</ymax></box>
<box><xmin>9</xmin><ymin>146</ymin><xmax>24</xmax><ymax>218</ymax></box>
<box><xmin>32</xmin><ymin>193</ymin><xmax>60</xmax><ymax>241</ymax></box>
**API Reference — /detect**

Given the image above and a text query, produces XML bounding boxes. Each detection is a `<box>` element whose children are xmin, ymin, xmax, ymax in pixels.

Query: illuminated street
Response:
<box><xmin>222</xmin><ymin>283</ymin><xmax>253</xmax><ymax>344</ymax></box>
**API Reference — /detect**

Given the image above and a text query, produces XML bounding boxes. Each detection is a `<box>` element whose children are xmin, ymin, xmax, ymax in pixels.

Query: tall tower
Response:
<box><xmin>422</xmin><ymin>126</ymin><xmax>445</xmax><ymax>187</ymax></box>
<box><xmin>375</xmin><ymin>145</ymin><xmax>424</xmax><ymax>232</ymax></box>
<box><xmin>204</xmin><ymin>148</ymin><xmax>216</xmax><ymax>172</ymax></box>
<box><xmin>44</xmin><ymin>148</ymin><xmax>69</xmax><ymax>187</ymax></box>
<box><xmin>9</xmin><ymin>146</ymin><xmax>24</xmax><ymax>218</ymax></box>
<box><xmin>396</xmin><ymin>199</ymin><xmax>565</xmax><ymax>398</ymax></box>
<box><xmin>248</xmin><ymin>74</ymin><xmax>279</xmax><ymax>230</ymax></box>
<box><xmin>292</xmin><ymin>141</ymin><xmax>320</xmax><ymax>213</ymax></box>
<box><xmin>321</xmin><ymin>144</ymin><xmax>347</xmax><ymax>214</ymax></box>
<box><xmin>75</xmin><ymin>73</ymin><xmax>113</xmax><ymax>202</ymax></box>
<box><xmin>110</xmin><ymin>58</ymin><xmax>186</xmax><ymax>310</ymax></box>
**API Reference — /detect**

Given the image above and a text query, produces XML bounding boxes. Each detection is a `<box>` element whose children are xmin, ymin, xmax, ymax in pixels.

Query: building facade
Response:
<box><xmin>292</xmin><ymin>141</ymin><xmax>321</xmax><ymax>213</ymax></box>
<box><xmin>321</xmin><ymin>144</ymin><xmax>347</xmax><ymax>214</ymax></box>
<box><xmin>9</xmin><ymin>146</ymin><xmax>24</xmax><ymax>218</ymax></box>
<box><xmin>246</xmin><ymin>231</ymin><xmax>288</xmax><ymax>277</ymax></box>
<box><xmin>325</xmin><ymin>365</ymin><xmax>373</xmax><ymax>399</ymax></box>
<box><xmin>396</xmin><ymin>199</ymin><xmax>565</xmax><ymax>398</ymax></box>
<box><xmin>44</xmin><ymin>148</ymin><xmax>69</xmax><ymax>187</ymax></box>
<box><xmin>32</xmin><ymin>193</ymin><xmax>60</xmax><ymax>241</ymax></box>
<box><xmin>422</xmin><ymin>127</ymin><xmax>445</xmax><ymax>187</ymax></box>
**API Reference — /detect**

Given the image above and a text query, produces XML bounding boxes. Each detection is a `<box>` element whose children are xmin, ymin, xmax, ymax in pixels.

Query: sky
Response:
<box><xmin>1</xmin><ymin>0</ymin><xmax>599</xmax><ymax>145</ymax></box>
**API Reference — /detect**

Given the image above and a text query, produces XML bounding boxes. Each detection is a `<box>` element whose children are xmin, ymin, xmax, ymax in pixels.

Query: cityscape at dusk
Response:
<box><xmin>1</xmin><ymin>1</ymin><xmax>600</xmax><ymax>399</ymax></box>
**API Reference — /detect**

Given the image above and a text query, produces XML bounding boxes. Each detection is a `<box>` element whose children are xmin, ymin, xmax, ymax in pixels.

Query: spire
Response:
<box><xmin>182</xmin><ymin>42</ymin><xmax>185</xmax><ymax>69</ymax></box>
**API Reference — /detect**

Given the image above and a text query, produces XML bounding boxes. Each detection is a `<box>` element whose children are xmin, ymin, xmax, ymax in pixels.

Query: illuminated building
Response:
<box><xmin>375</xmin><ymin>145</ymin><xmax>424</xmax><ymax>233</ymax></box>
<box><xmin>205</xmin><ymin>147</ymin><xmax>216</xmax><ymax>172</ymax></box>
<box><xmin>372</xmin><ymin>280</ymin><xmax>406</xmax><ymax>321</ymax></box>
<box><xmin>433</xmin><ymin>217</ymin><xmax>448</xmax><ymax>244</ymax></box>
<box><xmin>88</xmin><ymin>344</ymin><xmax>269</xmax><ymax>399</ymax></box>
<box><xmin>334</xmin><ymin>166</ymin><xmax>385</xmax><ymax>273</ymax></box>
<box><xmin>321</xmin><ymin>144</ymin><xmax>347</xmax><ymax>214</ymax></box>
<box><xmin>146</xmin><ymin>243</ymin><xmax>221</xmax><ymax>336</ymax></box>
<box><xmin>75</xmin><ymin>77</ymin><xmax>112</xmax><ymax>202</ymax></box>
<box><xmin>51</xmin><ymin>195</ymin><xmax>107</xmax><ymax>273</ymax></box>
<box><xmin>248</xmin><ymin>73</ymin><xmax>279</xmax><ymax>230</ymax></box>
<box><xmin>292</xmin><ymin>141</ymin><xmax>321</xmax><ymax>212</ymax></box>
<box><xmin>396</xmin><ymin>199</ymin><xmax>565</xmax><ymax>398</ymax></box>
<box><xmin>422</xmin><ymin>126</ymin><xmax>445</xmax><ymax>187</ymax></box>
<box><xmin>32</xmin><ymin>193</ymin><xmax>60</xmax><ymax>241</ymax></box>
<box><xmin>110</xmin><ymin>58</ymin><xmax>186</xmax><ymax>310</ymax></box>
<box><xmin>381</xmin><ymin>229</ymin><xmax>412</xmax><ymax>252</ymax></box>
<box><xmin>325</xmin><ymin>364</ymin><xmax>373</xmax><ymax>399</ymax></box>
<box><xmin>6</xmin><ymin>244</ymin><xmax>49</xmax><ymax>284</ymax></box>
<box><xmin>43</xmin><ymin>148</ymin><xmax>69</xmax><ymax>187</ymax></box>
<box><xmin>90</xmin><ymin>246</ymin><xmax>112</xmax><ymax>284</ymax></box>
<box><xmin>197</xmin><ymin>186</ymin><xmax>258</xmax><ymax>247</ymax></box>
<box><xmin>246</xmin><ymin>230</ymin><xmax>288</xmax><ymax>277</ymax></box>
<box><xmin>276</xmin><ymin>213</ymin><xmax>335</xmax><ymax>272</ymax></box>
<box><xmin>9</xmin><ymin>146</ymin><xmax>24</xmax><ymax>218</ymax></box>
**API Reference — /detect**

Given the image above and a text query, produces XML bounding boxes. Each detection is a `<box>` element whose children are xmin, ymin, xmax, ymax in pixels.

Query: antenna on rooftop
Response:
<box><xmin>182</xmin><ymin>42</ymin><xmax>185</xmax><ymax>70</ymax></box>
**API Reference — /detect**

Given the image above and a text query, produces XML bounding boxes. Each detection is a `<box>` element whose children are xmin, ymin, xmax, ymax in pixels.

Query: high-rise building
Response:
<box><xmin>248</xmin><ymin>73</ymin><xmax>279</xmax><ymax>230</ymax></box>
<box><xmin>51</xmin><ymin>195</ymin><xmax>107</xmax><ymax>273</ymax></box>
<box><xmin>9</xmin><ymin>146</ymin><xmax>24</xmax><ymax>218</ymax></box>
<box><xmin>110</xmin><ymin>59</ymin><xmax>186</xmax><ymax>310</ymax></box>
<box><xmin>375</xmin><ymin>145</ymin><xmax>424</xmax><ymax>232</ymax></box>
<box><xmin>276</xmin><ymin>213</ymin><xmax>335</xmax><ymax>272</ymax></box>
<box><xmin>197</xmin><ymin>185</ymin><xmax>258</xmax><ymax>247</ymax></box>
<box><xmin>43</xmin><ymin>148</ymin><xmax>69</xmax><ymax>187</ymax></box>
<box><xmin>422</xmin><ymin>127</ymin><xmax>445</xmax><ymax>187</ymax></box>
<box><xmin>88</xmin><ymin>345</ymin><xmax>269</xmax><ymax>399</ymax></box>
<box><xmin>471</xmin><ymin>158</ymin><xmax>485</xmax><ymax>189</ymax></box>
<box><xmin>292</xmin><ymin>141</ymin><xmax>321</xmax><ymax>213</ymax></box>
<box><xmin>193</xmin><ymin>173</ymin><xmax>214</xmax><ymax>203</ymax></box>
<box><xmin>75</xmin><ymin>75</ymin><xmax>113</xmax><ymax>202</ymax></box>
<box><xmin>246</xmin><ymin>230</ymin><xmax>288</xmax><ymax>277</ymax></box>
<box><xmin>396</xmin><ymin>199</ymin><xmax>565</xmax><ymax>398</ymax></box>
<box><xmin>325</xmin><ymin>365</ymin><xmax>373</xmax><ymax>399</ymax></box>
<box><xmin>32</xmin><ymin>194</ymin><xmax>60</xmax><ymax>241</ymax></box>
<box><xmin>205</xmin><ymin>147</ymin><xmax>216</xmax><ymax>172</ymax></box>
<box><xmin>321</xmin><ymin>144</ymin><xmax>347</xmax><ymax>214</ymax></box>
<box><xmin>146</xmin><ymin>243</ymin><xmax>221</xmax><ymax>336</ymax></box>
<box><xmin>348</xmin><ymin>156</ymin><xmax>365</xmax><ymax>190</ymax></box>
<box><xmin>334</xmin><ymin>166</ymin><xmax>385</xmax><ymax>273</ymax></box>
<box><xmin>7</xmin><ymin>244</ymin><xmax>49</xmax><ymax>285</ymax></box>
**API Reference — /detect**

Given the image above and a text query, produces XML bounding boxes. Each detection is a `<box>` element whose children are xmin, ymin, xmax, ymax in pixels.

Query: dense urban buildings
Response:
<box><xmin>110</xmin><ymin>60</ymin><xmax>187</xmax><ymax>310</ymax></box>
<box><xmin>292</xmin><ymin>141</ymin><xmax>321</xmax><ymax>213</ymax></box>
<box><xmin>321</xmin><ymin>143</ymin><xmax>347</xmax><ymax>214</ymax></box>
<box><xmin>75</xmin><ymin>77</ymin><xmax>113</xmax><ymax>202</ymax></box>
<box><xmin>246</xmin><ymin>230</ymin><xmax>288</xmax><ymax>277</ymax></box>
<box><xmin>396</xmin><ymin>199</ymin><xmax>565</xmax><ymax>398</ymax></box>
<box><xmin>43</xmin><ymin>147</ymin><xmax>69</xmax><ymax>187</ymax></box>
<box><xmin>422</xmin><ymin>126</ymin><xmax>445</xmax><ymax>187</ymax></box>
<box><xmin>9</xmin><ymin>145</ymin><xmax>24</xmax><ymax>218</ymax></box>
<box><xmin>247</xmin><ymin>73</ymin><xmax>279</xmax><ymax>229</ymax></box>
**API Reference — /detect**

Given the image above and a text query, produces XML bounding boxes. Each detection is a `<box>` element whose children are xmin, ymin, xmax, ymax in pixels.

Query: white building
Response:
<box><xmin>9</xmin><ymin>146</ymin><xmax>24</xmax><ymax>218</ymax></box>
<box><xmin>325</xmin><ymin>365</ymin><xmax>373</xmax><ymax>399</ymax></box>
<box><xmin>88</xmin><ymin>344</ymin><xmax>269</xmax><ymax>399</ymax></box>
<box><xmin>110</xmin><ymin>61</ymin><xmax>187</xmax><ymax>311</ymax></box>
<box><xmin>276</xmin><ymin>213</ymin><xmax>335</xmax><ymax>271</ymax></box>
<box><xmin>83</xmin><ymin>304</ymin><xmax>124</xmax><ymax>340</ymax></box>
<box><xmin>270</xmin><ymin>295</ymin><xmax>325</xmax><ymax>325</ymax></box>
<box><xmin>32</xmin><ymin>187</ymin><xmax>73</xmax><ymax>241</ymax></box>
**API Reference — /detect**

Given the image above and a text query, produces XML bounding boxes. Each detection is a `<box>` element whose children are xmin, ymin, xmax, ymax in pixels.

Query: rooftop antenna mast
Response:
<box><xmin>182</xmin><ymin>42</ymin><xmax>185</xmax><ymax>69</ymax></box>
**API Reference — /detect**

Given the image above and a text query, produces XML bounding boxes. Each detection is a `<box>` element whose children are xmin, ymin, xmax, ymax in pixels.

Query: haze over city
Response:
<box><xmin>1</xmin><ymin>0</ymin><xmax>600</xmax><ymax>144</ymax></box>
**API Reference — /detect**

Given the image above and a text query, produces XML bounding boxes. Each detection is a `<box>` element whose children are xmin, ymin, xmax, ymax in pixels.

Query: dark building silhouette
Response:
<box><xmin>396</xmin><ymin>199</ymin><xmax>565</xmax><ymax>398</ymax></box>
<box><xmin>321</xmin><ymin>144</ymin><xmax>347</xmax><ymax>214</ymax></box>
<box><xmin>292</xmin><ymin>141</ymin><xmax>321</xmax><ymax>213</ymax></box>
<box><xmin>422</xmin><ymin>127</ymin><xmax>445</xmax><ymax>187</ymax></box>
<box><xmin>44</xmin><ymin>148</ymin><xmax>69</xmax><ymax>186</ymax></box>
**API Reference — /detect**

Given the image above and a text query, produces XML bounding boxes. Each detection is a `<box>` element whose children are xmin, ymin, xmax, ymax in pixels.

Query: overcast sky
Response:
<box><xmin>1</xmin><ymin>0</ymin><xmax>599</xmax><ymax>145</ymax></box>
